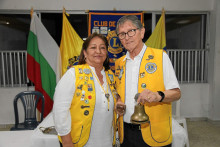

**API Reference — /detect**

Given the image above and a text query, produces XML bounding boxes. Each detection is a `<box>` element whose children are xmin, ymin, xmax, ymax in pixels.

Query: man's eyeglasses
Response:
<box><xmin>117</xmin><ymin>28</ymin><xmax>139</xmax><ymax>40</ymax></box>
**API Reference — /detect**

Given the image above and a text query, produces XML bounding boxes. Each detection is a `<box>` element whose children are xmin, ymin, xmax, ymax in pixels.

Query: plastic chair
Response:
<box><xmin>173</xmin><ymin>99</ymin><xmax>190</xmax><ymax>147</ymax></box>
<box><xmin>10</xmin><ymin>91</ymin><xmax>45</xmax><ymax>131</ymax></box>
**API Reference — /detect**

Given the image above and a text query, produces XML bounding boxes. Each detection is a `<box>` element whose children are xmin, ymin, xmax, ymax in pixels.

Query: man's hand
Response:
<box><xmin>137</xmin><ymin>89</ymin><xmax>161</xmax><ymax>104</ymax></box>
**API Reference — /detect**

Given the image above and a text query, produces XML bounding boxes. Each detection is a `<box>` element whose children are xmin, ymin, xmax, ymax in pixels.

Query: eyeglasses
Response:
<box><xmin>117</xmin><ymin>28</ymin><xmax>139</xmax><ymax>39</ymax></box>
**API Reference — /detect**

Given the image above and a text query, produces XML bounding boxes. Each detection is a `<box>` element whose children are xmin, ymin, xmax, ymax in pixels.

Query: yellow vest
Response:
<box><xmin>59</xmin><ymin>64</ymin><xmax>117</xmax><ymax>147</ymax></box>
<box><xmin>115</xmin><ymin>47</ymin><xmax>172</xmax><ymax>146</ymax></box>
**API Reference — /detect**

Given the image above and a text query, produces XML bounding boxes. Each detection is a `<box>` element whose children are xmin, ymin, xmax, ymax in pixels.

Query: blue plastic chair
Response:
<box><xmin>10</xmin><ymin>91</ymin><xmax>45</xmax><ymax>131</ymax></box>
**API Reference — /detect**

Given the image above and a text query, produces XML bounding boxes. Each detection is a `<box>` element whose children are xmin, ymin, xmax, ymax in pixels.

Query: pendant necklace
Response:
<box><xmin>91</xmin><ymin>69</ymin><xmax>110</xmax><ymax>111</ymax></box>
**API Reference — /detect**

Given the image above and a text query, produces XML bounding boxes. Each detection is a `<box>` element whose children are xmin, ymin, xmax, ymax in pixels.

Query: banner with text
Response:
<box><xmin>89</xmin><ymin>11</ymin><xmax>143</xmax><ymax>72</ymax></box>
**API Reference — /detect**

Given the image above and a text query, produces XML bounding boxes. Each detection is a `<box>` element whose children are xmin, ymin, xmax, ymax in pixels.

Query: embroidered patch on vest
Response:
<box><xmin>83</xmin><ymin>68</ymin><xmax>90</xmax><ymax>74</ymax></box>
<box><xmin>84</xmin><ymin>110</ymin><xmax>89</xmax><ymax>115</ymax></box>
<box><xmin>108</xmin><ymin>74</ymin><xmax>114</xmax><ymax>82</ymax></box>
<box><xmin>146</xmin><ymin>55</ymin><xmax>154</xmax><ymax>60</ymax></box>
<box><xmin>76</xmin><ymin>92</ymin><xmax>81</xmax><ymax>96</ymax></box>
<box><xmin>87</xmin><ymin>84</ymin><xmax>93</xmax><ymax>91</ymax></box>
<box><xmin>77</xmin><ymin>85</ymin><xmax>83</xmax><ymax>90</ymax></box>
<box><xmin>141</xmin><ymin>83</ymin><xmax>146</xmax><ymax>88</ymax></box>
<box><xmin>85</xmin><ymin>76</ymin><xmax>89</xmax><ymax>81</ymax></box>
<box><xmin>84</xmin><ymin>99</ymin><xmax>89</xmax><ymax>104</ymax></box>
<box><xmin>140</xmin><ymin>72</ymin><xmax>145</xmax><ymax>78</ymax></box>
<box><xmin>88</xmin><ymin>95</ymin><xmax>92</xmax><ymax>99</ymax></box>
<box><xmin>79</xmin><ymin>68</ymin><xmax>83</xmax><ymax>74</ymax></box>
<box><xmin>145</xmin><ymin>62</ymin><xmax>157</xmax><ymax>74</ymax></box>
<box><xmin>118</xmin><ymin>67</ymin><xmax>124</xmax><ymax>80</ymax></box>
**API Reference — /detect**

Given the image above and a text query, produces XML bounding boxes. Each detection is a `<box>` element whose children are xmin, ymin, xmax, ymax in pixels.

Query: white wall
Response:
<box><xmin>0</xmin><ymin>0</ymin><xmax>214</xmax><ymax>12</ymax></box>
<box><xmin>209</xmin><ymin>0</ymin><xmax>220</xmax><ymax>120</ymax></box>
<box><xmin>0</xmin><ymin>87</ymin><xmax>36</xmax><ymax>125</ymax></box>
<box><xmin>179</xmin><ymin>84</ymin><xmax>210</xmax><ymax>118</ymax></box>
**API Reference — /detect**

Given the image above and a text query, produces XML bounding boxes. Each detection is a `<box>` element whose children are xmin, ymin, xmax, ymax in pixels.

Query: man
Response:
<box><xmin>115</xmin><ymin>15</ymin><xmax>181</xmax><ymax>147</ymax></box>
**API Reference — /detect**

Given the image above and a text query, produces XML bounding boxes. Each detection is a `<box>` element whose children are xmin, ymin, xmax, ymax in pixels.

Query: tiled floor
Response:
<box><xmin>187</xmin><ymin>119</ymin><xmax>220</xmax><ymax>147</ymax></box>
<box><xmin>1</xmin><ymin>119</ymin><xmax>220</xmax><ymax>147</ymax></box>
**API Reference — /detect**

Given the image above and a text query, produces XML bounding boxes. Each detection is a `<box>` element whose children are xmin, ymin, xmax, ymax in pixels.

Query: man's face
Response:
<box><xmin>118</xmin><ymin>20</ymin><xmax>145</xmax><ymax>53</ymax></box>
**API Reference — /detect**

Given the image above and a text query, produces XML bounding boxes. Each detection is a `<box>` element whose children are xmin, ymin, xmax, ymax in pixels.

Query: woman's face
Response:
<box><xmin>83</xmin><ymin>36</ymin><xmax>107</xmax><ymax>67</ymax></box>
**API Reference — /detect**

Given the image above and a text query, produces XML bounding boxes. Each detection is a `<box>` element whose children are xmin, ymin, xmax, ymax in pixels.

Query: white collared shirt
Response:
<box><xmin>123</xmin><ymin>44</ymin><xmax>180</xmax><ymax>123</ymax></box>
<box><xmin>53</xmin><ymin>66</ymin><xmax>114</xmax><ymax>147</ymax></box>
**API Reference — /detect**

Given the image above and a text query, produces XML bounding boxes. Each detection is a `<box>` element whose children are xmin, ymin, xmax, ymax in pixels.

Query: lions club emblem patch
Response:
<box><xmin>145</xmin><ymin>63</ymin><xmax>157</xmax><ymax>74</ymax></box>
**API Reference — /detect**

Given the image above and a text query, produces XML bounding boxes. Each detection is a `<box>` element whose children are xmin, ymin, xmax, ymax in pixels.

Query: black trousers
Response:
<box><xmin>121</xmin><ymin>122</ymin><xmax>172</xmax><ymax>147</ymax></box>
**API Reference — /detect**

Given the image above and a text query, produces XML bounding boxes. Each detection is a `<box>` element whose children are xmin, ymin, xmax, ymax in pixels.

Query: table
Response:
<box><xmin>30</xmin><ymin>113</ymin><xmax>187</xmax><ymax>147</ymax></box>
<box><xmin>172</xmin><ymin>118</ymin><xmax>188</xmax><ymax>147</ymax></box>
<box><xmin>0</xmin><ymin>130</ymin><xmax>34</xmax><ymax>147</ymax></box>
<box><xmin>30</xmin><ymin>113</ymin><xmax>60</xmax><ymax>147</ymax></box>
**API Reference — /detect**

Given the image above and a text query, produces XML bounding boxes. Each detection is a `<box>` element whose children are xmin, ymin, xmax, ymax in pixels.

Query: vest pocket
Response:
<box><xmin>148</xmin><ymin>118</ymin><xmax>171</xmax><ymax>143</ymax></box>
<box><xmin>71</xmin><ymin>124</ymin><xmax>83</xmax><ymax>144</ymax></box>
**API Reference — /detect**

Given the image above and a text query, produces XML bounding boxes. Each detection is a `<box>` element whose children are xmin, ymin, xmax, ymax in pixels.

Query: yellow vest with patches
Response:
<box><xmin>115</xmin><ymin>47</ymin><xmax>172</xmax><ymax>146</ymax></box>
<box><xmin>59</xmin><ymin>64</ymin><xmax>117</xmax><ymax>147</ymax></box>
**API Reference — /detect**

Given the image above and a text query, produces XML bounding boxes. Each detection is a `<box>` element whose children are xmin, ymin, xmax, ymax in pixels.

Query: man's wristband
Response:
<box><xmin>158</xmin><ymin>91</ymin><xmax>165</xmax><ymax>102</ymax></box>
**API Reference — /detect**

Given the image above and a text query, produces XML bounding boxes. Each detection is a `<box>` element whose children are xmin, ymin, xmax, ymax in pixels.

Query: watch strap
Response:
<box><xmin>158</xmin><ymin>91</ymin><xmax>165</xmax><ymax>102</ymax></box>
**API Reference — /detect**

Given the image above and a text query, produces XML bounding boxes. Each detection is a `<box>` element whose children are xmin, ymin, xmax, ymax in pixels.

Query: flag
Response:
<box><xmin>145</xmin><ymin>9</ymin><xmax>166</xmax><ymax>50</ymax></box>
<box><xmin>59</xmin><ymin>10</ymin><xmax>84</xmax><ymax>76</ymax></box>
<box><xmin>27</xmin><ymin>12</ymin><xmax>59</xmax><ymax>117</ymax></box>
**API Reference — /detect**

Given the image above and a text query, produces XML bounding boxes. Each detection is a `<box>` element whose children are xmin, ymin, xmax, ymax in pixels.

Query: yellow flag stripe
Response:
<box><xmin>145</xmin><ymin>10</ymin><xmax>166</xmax><ymax>50</ymax></box>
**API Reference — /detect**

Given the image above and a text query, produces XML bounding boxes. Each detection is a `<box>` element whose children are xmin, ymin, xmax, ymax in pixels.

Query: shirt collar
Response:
<box><xmin>123</xmin><ymin>43</ymin><xmax>147</xmax><ymax>61</ymax></box>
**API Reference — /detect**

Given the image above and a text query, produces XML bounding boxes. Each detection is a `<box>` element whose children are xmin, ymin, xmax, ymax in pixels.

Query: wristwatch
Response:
<box><xmin>158</xmin><ymin>91</ymin><xmax>165</xmax><ymax>102</ymax></box>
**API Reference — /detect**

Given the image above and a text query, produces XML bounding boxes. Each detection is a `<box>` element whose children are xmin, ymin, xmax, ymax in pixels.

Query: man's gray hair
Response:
<box><xmin>116</xmin><ymin>15</ymin><xmax>143</xmax><ymax>34</ymax></box>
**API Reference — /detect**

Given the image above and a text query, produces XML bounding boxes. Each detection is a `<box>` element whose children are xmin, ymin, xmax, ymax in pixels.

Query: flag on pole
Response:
<box><xmin>59</xmin><ymin>9</ymin><xmax>84</xmax><ymax>76</ymax></box>
<box><xmin>27</xmin><ymin>12</ymin><xmax>60</xmax><ymax>117</ymax></box>
<box><xmin>145</xmin><ymin>9</ymin><xmax>166</xmax><ymax>50</ymax></box>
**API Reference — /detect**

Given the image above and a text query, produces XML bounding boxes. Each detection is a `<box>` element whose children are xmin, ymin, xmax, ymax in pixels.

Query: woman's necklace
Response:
<box><xmin>91</xmin><ymin>69</ymin><xmax>110</xmax><ymax>111</ymax></box>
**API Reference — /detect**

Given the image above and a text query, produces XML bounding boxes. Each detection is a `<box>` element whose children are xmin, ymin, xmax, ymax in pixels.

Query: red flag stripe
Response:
<box><xmin>27</xmin><ymin>54</ymin><xmax>53</xmax><ymax>117</ymax></box>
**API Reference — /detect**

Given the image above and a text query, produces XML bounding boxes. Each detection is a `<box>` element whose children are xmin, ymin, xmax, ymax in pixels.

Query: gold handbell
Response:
<box><xmin>130</xmin><ymin>93</ymin><xmax>149</xmax><ymax>124</ymax></box>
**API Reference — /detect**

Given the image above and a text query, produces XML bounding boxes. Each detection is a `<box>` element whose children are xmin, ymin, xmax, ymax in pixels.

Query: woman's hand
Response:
<box><xmin>61</xmin><ymin>133</ymin><xmax>74</xmax><ymax>147</ymax></box>
<box><xmin>115</xmin><ymin>99</ymin><xmax>126</xmax><ymax>116</ymax></box>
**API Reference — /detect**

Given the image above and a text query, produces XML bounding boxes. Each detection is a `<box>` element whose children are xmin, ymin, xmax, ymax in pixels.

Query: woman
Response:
<box><xmin>53</xmin><ymin>33</ymin><xmax>117</xmax><ymax>147</ymax></box>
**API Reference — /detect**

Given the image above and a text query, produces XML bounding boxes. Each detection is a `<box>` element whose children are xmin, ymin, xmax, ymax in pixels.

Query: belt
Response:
<box><xmin>124</xmin><ymin>122</ymin><xmax>141</xmax><ymax>130</ymax></box>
